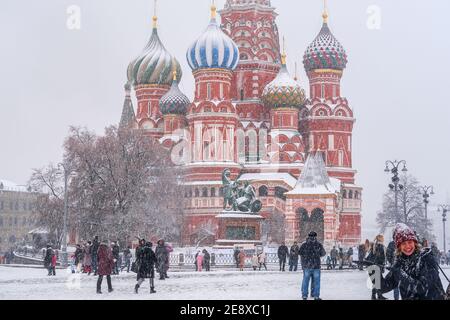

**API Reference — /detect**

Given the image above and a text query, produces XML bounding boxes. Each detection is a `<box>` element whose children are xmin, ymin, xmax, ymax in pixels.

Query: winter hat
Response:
<box><xmin>308</xmin><ymin>231</ymin><xmax>317</xmax><ymax>238</ymax></box>
<box><xmin>394</xmin><ymin>223</ymin><xmax>418</xmax><ymax>248</ymax></box>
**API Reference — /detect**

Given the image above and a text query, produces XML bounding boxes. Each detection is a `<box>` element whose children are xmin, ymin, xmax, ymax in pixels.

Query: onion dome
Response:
<box><xmin>127</xmin><ymin>15</ymin><xmax>182</xmax><ymax>86</ymax></box>
<box><xmin>186</xmin><ymin>4</ymin><xmax>239</xmax><ymax>71</ymax></box>
<box><xmin>262</xmin><ymin>53</ymin><xmax>306</xmax><ymax>108</ymax></box>
<box><xmin>160</xmin><ymin>70</ymin><xmax>191</xmax><ymax>115</ymax></box>
<box><xmin>303</xmin><ymin>10</ymin><xmax>347</xmax><ymax>72</ymax></box>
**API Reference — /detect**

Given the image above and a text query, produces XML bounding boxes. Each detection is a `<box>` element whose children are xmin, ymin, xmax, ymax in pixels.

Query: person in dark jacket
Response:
<box><xmin>330</xmin><ymin>246</ymin><xmax>338</xmax><ymax>269</ymax></box>
<box><xmin>155</xmin><ymin>239</ymin><xmax>169</xmax><ymax>280</ymax></box>
<box><xmin>357</xmin><ymin>242</ymin><xmax>367</xmax><ymax>270</ymax></box>
<box><xmin>111</xmin><ymin>241</ymin><xmax>120</xmax><ymax>275</ymax></box>
<box><xmin>202</xmin><ymin>249</ymin><xmax>211</xmax><ymax>272</ymax></box>
<box><xmin>299</xmin><ymin>232</ymin><xmax>326</xmax><ymax>300</ymax></box>
<box><xmin>378</xmin><ymin>223</ymin><xmax>446</xmax><ymax>300</ymax></box>
<box><xmin>347</xmin><ymin>247</ymin><xmax>354</xmax><ymax>268</ymax></box>
<box><xmin>289</xmin><ymin>242</ymin><xmax>300</xmax><ymax>271</ymax></box>
<box><xmin>233</xmin><ymin>248</ymin><xmax>240</xmax><ymax>268</ymax></box>
<box><xmin>43</xmin><ymin>245</ymin><xmax>54</xmax><ymax>276</ymax></box>
<box><xmin>277</xmin><ymin>242</ymin><xmax>289</xmax><ymax>271</ymax></box>
<box><xmin>386</xmin><ymin>233</ymin><xmax>400</xmax><ymax>300</ymax></box>
<box><xmin>121</xmin><ymin>246</ymin><xmax>132</xmax><ymax>273</ymax></box>
<box><xmin>91</xmin><ymin>236</ymin><xmax>100</xmax><ymax>275</ymax></box>
<box><xmin>134</xmin><ymin>241</ymin><xmax>157</xmax><ymax>294</ymax></box>
<box><xmin>338</xmin><ymin>247</ymin><xmax>344</xmax><ymax>270</ymax></box>
<box><xmin>366</xmin><ymin>234</ymin><xmax>387</xmax><ymax>300</ymax></box>
<box><xmin>96</xmin><ymin>241</ymin><xmax>114</xmax><ymax>294</ymax></box>
<box><xmin>74</xmin><ymin>244</ymin><xmax>84</xmax><ymax>273</ymax></box>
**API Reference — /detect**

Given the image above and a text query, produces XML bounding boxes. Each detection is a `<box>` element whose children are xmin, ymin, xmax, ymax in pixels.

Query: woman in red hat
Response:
<box><xmin>378</xmin><ymin>223</ymin><xmax>446</xmax><ymax>300</ymax></box>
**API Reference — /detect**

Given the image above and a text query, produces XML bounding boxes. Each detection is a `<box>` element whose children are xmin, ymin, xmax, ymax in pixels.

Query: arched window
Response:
<box><xmin>195</xmin><ymin>188</ymin><xmax>200</xmax><ymax>197</ymax></box>
<box><xmin>240</xmin><ymin>88</ymin><xmax>244</xmax><ymax>101</ymax></box>
<box><xmin>237</xmin><ymin>129</ymin><xmax>245</xmax><ymax>163</ymax></box>
<box><xmin>354</xmin><ymin>191</ymin><xmax>359</xmax><ymax>199</ymax></box>
<box><xmin>240</xmin><ymin>53</ymin><xmax>248</xmax><ymax>61</ymax></box>
<box><xmin>219</xmin><ymin>187</ymin><xmax>224</xmax><ymax>197</ymax></box>
<box><xmin>349</xmin><ymin>190</ymin><xmax>353</xmax><ymax>199</ymax></box>
<box><xmin>275</xmin><ymin>187</ymin><xmax>288</xmax><ymax>201</ymax></box>
<box><xmin>342</xmin><ymin>190</ymin><xmax>347</xmax><ymax>199</ymax></box>
<box><xmin>211</xmin><ymin>188</ymin><xmax>216</xmax><ymax>197</ymax></box>
<box><xmin>247</xmin><ymin>130</ymin><xmax>258</xmax><ymax>162</ymax></box>
<box><xmin>189</xmin><ymin>189</ymin><xmax>193</xmax><ymax>198</ymax></box>
<box><xmin>258</xmin><ymin>129</ymin><xmax>267</xmax><ymax>161</ymax></box>
<box><xmin>202</xmin><ymin>187</ymin><xmax>208</xmax><ymax>197</ymax></box>
<box><xmin>258</xmin><ymin>186</ymin><xmax>268</xmax><ymax>197</ymax></box>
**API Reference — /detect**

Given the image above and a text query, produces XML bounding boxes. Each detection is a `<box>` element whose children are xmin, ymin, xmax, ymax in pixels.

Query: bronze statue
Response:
<box><xmin>221</xmin><ymin>169</ymin><xmax>262</xmax><ymax>213</ymax></box>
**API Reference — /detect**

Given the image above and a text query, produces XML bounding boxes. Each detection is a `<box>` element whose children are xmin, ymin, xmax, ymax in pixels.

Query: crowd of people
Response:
<box><xmin>41</xmin><ymin>236</ymin><xmax>173</xmax><ymax>294</ymax></box>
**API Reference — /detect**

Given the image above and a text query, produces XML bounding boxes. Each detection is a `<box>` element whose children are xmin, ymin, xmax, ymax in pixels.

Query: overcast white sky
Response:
<box><xmin>1</xmin><ymin>0</ymin><xmax>449</xmax><ymax>242</ymax></box>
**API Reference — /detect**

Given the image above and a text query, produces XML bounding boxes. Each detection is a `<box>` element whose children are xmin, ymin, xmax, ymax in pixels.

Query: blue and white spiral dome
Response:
<box><xmin>186</xmin><ymin>7</ymin><xmax>239</xmax><ymax>71</ymax></box>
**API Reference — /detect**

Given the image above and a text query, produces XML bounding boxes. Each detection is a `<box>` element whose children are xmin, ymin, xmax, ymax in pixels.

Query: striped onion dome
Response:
<box><xmin>186</xmin><ymin>5</ymin><xmax>239</xmax><ymax>71</ymax></box>
<box><xmin>160</xmin><ymin>71</ymin><xmax>191</xmax><ymax>115</ymax></box>
<box><xmin>262</xmin><ymin>55</ymin><xmax>306</xmax><ymax>109</ymax></box>
<box><xmin>127</xmin><ymin>17</ymin><xmax>182</xmax><ymax>86</ymax></box>
<box><xmin>303</xmin><ymin>14</ymin><xmax>347</xmax><ymax>72</ymax></box>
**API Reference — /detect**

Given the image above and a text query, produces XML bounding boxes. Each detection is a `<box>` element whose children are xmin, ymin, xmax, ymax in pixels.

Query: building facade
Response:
<box><xmin>121</xmin><ymin>0</ymin><xmax>362</xmax><ymax>249</ymax></box>
<box><xmin>0</xmin><ymin>180</ymin><xmax>38</xmax><ymax>253</ymax></box>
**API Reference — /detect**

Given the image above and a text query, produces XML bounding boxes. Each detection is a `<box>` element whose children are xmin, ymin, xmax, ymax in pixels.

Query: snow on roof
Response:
<box><xmin>0</xmin><ymin>179</ymin><xmax>28</xmax><ymax>192</ymax></box>
<box><xmin>286</xmin><ymin>153</ymin><xmax>340</xmax><ymax>195</ymax></box>
<box><xmin>238</xmin><ymin>172</ymin><xmax>297</xmax><ymax>188</ymax></box>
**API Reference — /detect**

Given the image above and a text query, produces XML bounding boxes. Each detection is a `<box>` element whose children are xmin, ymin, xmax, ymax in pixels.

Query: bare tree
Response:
<box><xmin>31</xmin><ymin>125</ymin><xmax>184</xmax><ymax>247</ymax></box>
<box><xmin>29</xmin><ymin>165</ymin><xmax>66</xmax><ymax>248</ymax></box>
<box><xmin>377</xmin><ymin>174</ymin><xmax>434</xmax><ymax>241</ymax></box>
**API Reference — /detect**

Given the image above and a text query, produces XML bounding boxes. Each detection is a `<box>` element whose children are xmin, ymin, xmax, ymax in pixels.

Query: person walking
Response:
<box><xmin>366</xmin><ymin>234</ymin><xmax>387</xmax><ymax>300</ymax></box>
<box><xmin>258</xmin><ymin>251</ymin><xmax>267</xmax><ymax>271</ymax></box>
<box><xmin>238</xmin><ymin>250</ymin><xmax>246</xmax><ymax>271</ymax></box>
<box><xmin>233</xmin><ymin>248</ymin><xmax>240</xmax><ymax>269</ymax></box>
<box><xmin>50</xmin><ymin>251</ymin><xmax>57</xmax><ymax>276</ymax></box>
<box><xmin>83</xmin><ymin>241</ymin><xmax>92</xmax><ymax>275</ymax></box>
<box><xmin>134</xmin><ymin>241</ymin><xmax>157</xmax><ymax>294</ymax></box>
<box><xmin>121</xmin><ymin>246</ymin><xmax>132</xmax><ymax>273</ymax></box>
<box><xmin>357</xmin><ymin>241</ymin><xmax>368</xmax><ymax>271</ymax></box>
<box><xmin>338</xmin><ymin>248</ymin><xmax>344</xmax><ymax>270</ymax></box>
<box><xmin>74</xmin><ymin>244</ymin><xmax>83</xmax><ymax>273</ymax></box>
<box><xmin>43</xmin><ymin>244</ymin><xmax>54</xmax><ymax>276</ymax></box>
<box><xmin>299</xmin><ymin>231</ymin><xmax>326</xmax><ymax>300</ymax></box>
<box><xmin>96</xmin><ymin>241</ymin><xmax>114</xmax><ymax>294</ymax></box>
<box><xmin>277</xmin><ymin>242</ymin><xmax>289</xmax><ymax>271</ymax></box>
<box><xmin>252</xmin><ymin>253</ymin><xmax>259</xmax><ymax>271</ymax></box>
<box><xmin>155</xmin><ymin>239</ymin><xmax>169</xmax><ymax>280</ymax></box>
<box><xmin>202</xmin><ymin>249</ymin><xmax>211</xmax><ymax>272</ymax></box>
<box><xmin>377</xmin><ymin>223</ymin><xmax>446</xmax><ymax>300</ymax></box>
<box><xmin>91</xmin><ymin>236</ymin><xmax>99</xmax><ymax>275</ymax></box>
<box><xmin>330</xmin><ymin>246</ymin><xmax>338</xmax><ymax>269</ymax></box>
<box><xmin>111</xmin><ymin>241</ymin><xmax>120</xmax><ymax>275</ymax></box>
<box><xmin>196</xmin><ymin>250</ymin><xmax>204</xmax><ymax>272</ymax></box>
<box><xmin>347</xmin><ymin>247</ymin><xmax>354</xmax><ymax>268</ymax></box>
<box><xmin>289</xmin><ymin>242</ymin><xmax>300</xmax><ymax>271</ymax></box>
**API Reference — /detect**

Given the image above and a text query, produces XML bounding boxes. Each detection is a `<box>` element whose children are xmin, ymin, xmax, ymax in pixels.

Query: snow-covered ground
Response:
<box><xmin>0</xmin><ymin>265</ymin><xmax>448</xmax><ymax>300</ymax></box>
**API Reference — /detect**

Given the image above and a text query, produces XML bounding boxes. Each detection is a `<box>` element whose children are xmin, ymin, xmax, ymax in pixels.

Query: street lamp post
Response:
<box><xmin>418</xmin><ymin>185</ymin><xmax>434</xmax><ymax>221</ymax></box>
<box><xmin>437</xmin><ymin>205</ymin><xmax>449</xmax><ymax>254</ymax></box>
<box><xmin>384</xmin><ymin>160</ymin><xmax>408</xmax><ymax>223</ymax></box>
<box><xmin>58</xmin><ymin>163</ymin><xmax>70</xmax><ymax>268</ymax></box>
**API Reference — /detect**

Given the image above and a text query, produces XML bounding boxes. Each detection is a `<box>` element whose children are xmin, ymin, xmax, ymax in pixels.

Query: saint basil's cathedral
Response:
<box><xmin>120</xmin><ymin>0</ymin><xmax>362</xmax><ymax>249</ymax></box>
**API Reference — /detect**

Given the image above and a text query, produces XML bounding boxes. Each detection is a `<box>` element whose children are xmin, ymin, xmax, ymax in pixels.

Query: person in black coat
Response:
<box><xmin>289</xmin><ymin>242</ymin><xmax>300</xmax><ymax>271</ymax></box>
<box><xmin>91</xmin><ymin>236</ymin><xmax>100</xmax><ymax>275</ymax></box>
<box><xmin>299</xmin><ymin>232</ymin><xmax>326</xmax><ymax>300</ymax></box>
<box><xmin>277</xmin><ymin>242</ymin><xmax>289</xmax><ymax>271</ymax></box>
<box><xmin>43</xmin><ymin>245</ymin><xmax>54</xmax><ymax>276</ymax></box>
<box><xmin>134</xmin><ymin>240</ymin><xmax>157</xmax><ymax>294</ymax></box>
<box><xmin>386</xmin><ymin>234</ymin><xmax>400</xmax><ymax>300</ymax></box>
<box><xmin>111</xmin><ymin>241</ymin><xmax>120</xmax><ymax>275</ymax></box>
<box><xmin>377</xmin><ymin>224</ymin><xmax>446</xmax><ymax>300</ymax></box>
<box><xmin>202</xmin><ymin>249</ymin><xmax>211</xmax><ymax>272</ymax></box>
<box><xmin>366</xmin><ymin>234</ymin><xmax>387</xmax><ymax>300</ymax></box>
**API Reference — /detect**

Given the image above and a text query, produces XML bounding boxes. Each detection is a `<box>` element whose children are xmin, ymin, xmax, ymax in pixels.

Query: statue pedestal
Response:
<box><xmin>215</xmin><ymin>211</ymin><xmax>264</xmax><ymax>247</ymax></box>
